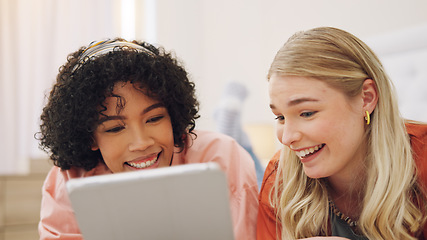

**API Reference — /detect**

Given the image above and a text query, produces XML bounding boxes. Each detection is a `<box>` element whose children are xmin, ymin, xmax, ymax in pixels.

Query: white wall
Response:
<box><xmin>144</xmin><ymin>0</ymin><xmax>427</xmax><ymax>157</ymax></box>
<box><xmin>364</xmin><ymin>24</ymin><xmax>427</xmax><ymax>122</ymax></box>
<box><xmin>150</xmin><ymin>0</ymin><xmax>427</xmax><ymax>129</ymax></box>
<box><xmin>3</xmin><ymin>0</ymin><xmax>426</xmax><ymax>172</ymax></box>
<box><xmin>0</xmin><ymin>0</ymin><xmax>121</xmax><ymax>174</ymax></box>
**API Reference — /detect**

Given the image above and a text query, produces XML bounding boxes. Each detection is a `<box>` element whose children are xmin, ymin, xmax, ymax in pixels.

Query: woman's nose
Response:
<box><xmin>278</xmin><ymin>122</ymin><xmax>302</xmax><ymax>147</ymax></box>
<box><xmin>128</xmin><ymin>129</ymin><xmax>154</xmax><ymax>152</ymax></box>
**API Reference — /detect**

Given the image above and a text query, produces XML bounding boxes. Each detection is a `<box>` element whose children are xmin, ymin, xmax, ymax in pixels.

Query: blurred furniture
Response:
<box><xmin>0</xmin><ymin>159</ymin><xmax>51</xmax><ymax>240</ymax></box>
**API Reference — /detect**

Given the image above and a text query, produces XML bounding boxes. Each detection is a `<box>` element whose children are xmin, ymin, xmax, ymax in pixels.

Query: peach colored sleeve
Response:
<box><xmin>225</xmin><ymin>140</ymin><xmax>259</xmax><ymax>240</ymax></box>
<box><xmin>177</xmin><ymin>130</ymin><xmax>259</xmax><ymax>240</ymax></box>
<box><xmin>38</xmin><ymin>166</ymin><xmax>83</xmax><ymax>240</ymax></box>
<box><xmin>38</xmin><ymin>164</ymin><xmax>111</xmax><ymax>239</ymax></box>
<box><xmin>39</xmin><ymin>130</ymin><xmax>258</xmax><ymax>240</ymax></box>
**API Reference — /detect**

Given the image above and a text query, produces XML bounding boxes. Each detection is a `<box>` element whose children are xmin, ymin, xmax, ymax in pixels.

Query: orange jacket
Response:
<box><xmin>257</xmin><ymin>122</ymin><xmax>427</xmax><ymax>239</ymax></box>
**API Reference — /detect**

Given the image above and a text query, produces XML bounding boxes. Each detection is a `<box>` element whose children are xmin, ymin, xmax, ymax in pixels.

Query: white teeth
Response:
<box><xmin>127</xmin><ymin>157</ymin><xmax>158</xmax><ymax>169</ymax></box>
<box><xmin>295</xmin><ymin>144</ymin><xmax>324</xmax><ymax>158</ymax></box>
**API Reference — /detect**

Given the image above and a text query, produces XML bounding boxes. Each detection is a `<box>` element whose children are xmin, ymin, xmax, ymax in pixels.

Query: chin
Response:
<box><xmin>303</xmin><ymin>169</ymin><xmax>327</xmax><ymax>179</ymax></box>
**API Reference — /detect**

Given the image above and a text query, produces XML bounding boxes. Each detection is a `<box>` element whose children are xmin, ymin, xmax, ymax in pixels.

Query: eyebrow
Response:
<box><xmin>98</xmin><ymin>102</ymin><xmax>165</xmax><ymax>124</ymax></box>
<box><xmin>270</xmin><ymin>97</ymin><xmax>319</xmax><ymax>109</ymax></box>
<box><xmin>288</xmin><ymin>97</ymin><xmax>318</xmax><ymax>106</ymax></box>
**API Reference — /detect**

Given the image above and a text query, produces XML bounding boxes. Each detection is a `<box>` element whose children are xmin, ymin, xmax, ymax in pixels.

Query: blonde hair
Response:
<box><xmin>269</xmin><ymin>27</ymin><xmax>426</xmax><ymax>239</ymax></box>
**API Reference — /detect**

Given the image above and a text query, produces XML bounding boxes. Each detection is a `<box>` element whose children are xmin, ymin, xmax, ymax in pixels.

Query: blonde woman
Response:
<box><xmin>257</xmin><ymin>27</ymin><xmax>427</xmax><ymax>240</ymax></box>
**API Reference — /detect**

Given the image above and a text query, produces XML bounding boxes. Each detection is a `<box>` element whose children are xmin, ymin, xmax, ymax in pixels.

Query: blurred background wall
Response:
<box><xmin>1</xmin><ymin>0</ymin><xmax>427</xmax><ymax>172</ymax></box>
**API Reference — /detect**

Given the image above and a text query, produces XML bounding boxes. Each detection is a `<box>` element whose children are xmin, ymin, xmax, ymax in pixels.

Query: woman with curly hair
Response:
<box><xmin>257</xmin><ymin>27</ymin><xmax>427</xmax><ymax>239</ymax></box>
<box><xmin>37</xmin><ymin>39</ymin><xmax>258</xmax><ymax>240</ymax></box>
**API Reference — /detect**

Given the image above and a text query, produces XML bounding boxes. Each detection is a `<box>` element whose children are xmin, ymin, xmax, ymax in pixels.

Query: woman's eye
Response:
<box><xmin>275</xmin><ymin>115</ymin><xmax>285</xmax><ymax>122</ymax></box>
<box><xmin>147</xmin><ymin>115</ymin><xmax>164</xmax><ymax>123</ymax></box>
<box><xmin>105</xmin><ymin>126</ymin><xmax>125</xmax><ymax>133</ymax></box>
<box><xmin>300</xmin><ymin>111</ymin><xmax>317</xmax><ymax>118</ymax></box>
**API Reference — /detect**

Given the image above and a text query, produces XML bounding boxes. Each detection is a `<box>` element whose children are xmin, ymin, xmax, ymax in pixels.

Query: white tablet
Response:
<box><xmin>66</xmin><ymin>162</ymin><xmax>235</xmax><ymax>240</ymax></box>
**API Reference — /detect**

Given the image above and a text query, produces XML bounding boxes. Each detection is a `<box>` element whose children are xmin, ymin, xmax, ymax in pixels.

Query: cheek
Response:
<box><xmin>305</xmin><ymin>118</ymin><xmax>342</xmax><ymax>144</ymax></box>
<box><xmin>158</xmin><ymin>121</ymin><xmax>174</xmax><ymax>146</ymax></box>
<box><xmin>275</xmin><ymin>124</ymin><xmax>284</xmax><ymax>143</ymax></box>
<box><xmin>95</xmin><ymin>136</ymin><xmax>124</xmax><ymax>161</ymax></box>
<box><xmin>320</xmin><ymin>115</ymin><xmax>362</xmax><ymax>146</ymax></box>
<box><xmin>98</xmin><ymin>144</ymin><xmax>118</xmax><ymax>162</ymax></box>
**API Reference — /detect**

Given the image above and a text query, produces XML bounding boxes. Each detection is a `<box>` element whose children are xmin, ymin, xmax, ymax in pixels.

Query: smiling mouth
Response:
<box><xmin>295</xmin><ymin>144</ymin><xmax>325</xmax><ymax>158</ymax></box>
<box><xmin>126</xmin><ymin>153</ymin><xmax>160</xmax><ymax>169</ymax></box>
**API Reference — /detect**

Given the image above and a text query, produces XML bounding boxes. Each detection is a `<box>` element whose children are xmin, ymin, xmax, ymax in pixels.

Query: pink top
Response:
<box><xmin>39</xmin><ymin>130</ymin><xmax>259</xmax><ymax>240</ymax></box>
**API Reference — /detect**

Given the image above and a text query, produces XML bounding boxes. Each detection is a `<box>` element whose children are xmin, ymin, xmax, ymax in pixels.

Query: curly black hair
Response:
<box><xmin>37</xmin><ymin>38</ymin><xmax>200</xmax><ymax>171</ymax></box>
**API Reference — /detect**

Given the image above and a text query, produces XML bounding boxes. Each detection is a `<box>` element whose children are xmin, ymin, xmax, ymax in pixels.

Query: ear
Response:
<box><xmin>361</xmin><ymin>79</ymin><xmax>378</xmax><ymax>113</ymax></box>
<box><xmin>91</xmin><ymin>139</ymin><xmax>99</xmax><ymax>151</ymax></box>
